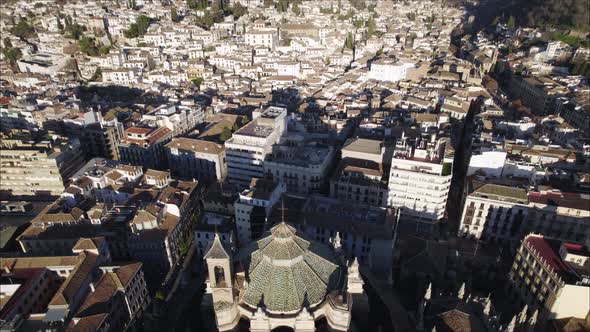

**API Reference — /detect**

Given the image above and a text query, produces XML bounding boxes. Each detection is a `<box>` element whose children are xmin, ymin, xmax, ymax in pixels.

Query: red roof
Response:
<box><xmin>0</xmin><ymin>97</ymin><xmax>11</xmax><ymax>105</ymax></box>
<box><xmin>524</xmin><ymin>235</ymin><xmax>577</xmax><ymax>283</ymax></box>
<box><xmin>126</xmin><ymin>127</ymin><xmax>153</xmax><ymax>135</ymax></box>
<box><xmin>528</xmin><ymin>191</ymin><xmax>590</xmax><ymax>211</ymax></box>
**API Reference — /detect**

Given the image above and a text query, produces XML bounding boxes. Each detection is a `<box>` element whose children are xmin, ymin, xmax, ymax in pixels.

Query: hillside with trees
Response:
<box><xmin>471</xmin><ymin>0</ymin><xmax>590</xmax><ymax>32</ymax></box>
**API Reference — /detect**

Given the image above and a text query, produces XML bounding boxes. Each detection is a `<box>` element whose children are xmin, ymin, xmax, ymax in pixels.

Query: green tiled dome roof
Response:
<box><xmin>242</xmin><ymin>223</ymin><xmax>341</xmax><ymax>313</ymax></box>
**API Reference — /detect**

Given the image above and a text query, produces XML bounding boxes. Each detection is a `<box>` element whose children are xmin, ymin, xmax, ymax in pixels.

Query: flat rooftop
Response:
<box><xmin>342</xmin><ymin>138</ymin><xmax>382</xmax><ymax>155</ymax></box>
<box><xmin>234</xmin><ymin>121</ymin><xmax>275</xmax><ymax>138</ymax></box>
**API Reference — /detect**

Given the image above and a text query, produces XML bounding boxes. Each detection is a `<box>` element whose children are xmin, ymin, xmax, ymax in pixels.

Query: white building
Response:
<box><xmin>467</xmin><ymin>150</ymin><xmax>507</xmax><ymax>178</ymax></box>
<box><xmin>224</xmin><ymin>106</ymin><xmax>287</xmax><ymax>186</ymax></box>
<box><xmin>234</xmin><ymin>178</ymin><xmax>286</xmax><ymax>244</ymax></box>
<box><xmin>166</xmin><ymin>137</ymin><xmax>226</xmax><ymax>183</ymax></box>
<box><xmin>387</xmin><ymin>134</ymin><xmax>453</xmax><ymax>233</ymax></box>
<box><xmin>245</xmin><ymin>29</ymin><xmax>278</xmax><ymax>50</ymax></box>
<box><xmin>369</xmin><ymin>57</ymin><xmax>415</xmax><ymax>82</ymax></box>
<box><xmin>263</xmin><ymin>136</ymin><xmax>334</xmax><ymax>194</ymax></box>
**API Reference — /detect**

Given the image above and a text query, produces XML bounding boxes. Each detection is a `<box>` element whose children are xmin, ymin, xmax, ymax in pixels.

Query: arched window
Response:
<box><xmin>214</xmin><ymin>266</ymin><xmax>226</xmax><ymax>287</ymax></box>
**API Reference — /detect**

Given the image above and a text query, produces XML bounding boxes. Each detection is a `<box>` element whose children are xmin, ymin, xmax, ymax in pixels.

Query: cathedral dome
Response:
<box><xmin>241</xmin><ymin>222</ymin><xmax>342</xmax><ymax>313</ymax></box>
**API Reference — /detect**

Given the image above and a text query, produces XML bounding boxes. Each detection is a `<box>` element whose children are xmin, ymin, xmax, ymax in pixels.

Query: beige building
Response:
<box><xmin>331</xmin><ymin>138</ymin><xmax>389</xmax><ymax>207</ymax></box>
<box><xmin>0</xmin><ymin>131</ymin><xmax>85</xmax><ymax>197</ymax></box>
<box><xmin>459</xmin><ymin>183</ymin><xmax>589</xmax><ymax>244</ymax></box>
<box><xmin>508</xmin><ymin>234</ymin><xmax>590</xmax><ymax>321</ymax></box>
<box><xmin>166</xmin><ymin>137</ymin><xmax>226</xmax><ymax>183</ymax></box>
<box><xmin>388</xmin><ymin>134</ymin><xmax>453</xmax><ymax>233</ymax></box>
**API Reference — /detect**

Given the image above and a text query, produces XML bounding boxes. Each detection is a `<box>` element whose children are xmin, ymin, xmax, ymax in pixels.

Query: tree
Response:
<box><xmin>56</xmin><ymin>17</ymin><xmax>64</xmax><ymax>31</ymax></box>
<box><xmin>344</xmin><ymin>32</ymin><xmax>354</xmax><ymax>50</ymax></box>
<box><xmin>276</xmin><ymin>0</ymin><xmax>289</xmax><ymax>12</ymax></box>
<box><xmin>3</xmin><ymin>37</ymin><xmax>12</xmax><ymax>49</ymax></box>
<box><xmin>124</xmin><ymin>15</ymin><xmax>151</xmax><ymax>38</ymax></box>
<box><xmin>291</xmin><ymin>2</ymin><xmax>300</xmax><ymax>15</ymax></box>
<box><xmin>79</xmin><ymin>35</ymin><xmax>99</xmax><ymax>56</ymax></box>
<box><xmin>67</xmin><ymin>23</ymin><xmax>85</xmax><ymax>39</ymax></box>
<box><xmin>99</xmin><ymin>45</ymin><xmax>110</xmax><ymax>55</ymax></box>
<box><xmin>350</xmin><ymin>0</ymin><xmax>365</xmax><ymax>10</ymax></box>
<box><xmin>507</xmin><ymin>15</ymin><xmax>516</xmax><ymax>29</ymax></box>
<box><xmin>191</xmin><ymin>77</ymin><xmax>204</xmax><ymax>88</ymax></box>
<box><xmin>230</xmin><ymin>3</ymin><xmax>247</xmax><ymax>19</ymax></box>
<box><xmin>367</xmin><ymin>16</ymin><xmax>376</xmax><ymax>37</ymax></box>
<box><xmin>90</xmin><ymin>67</ymin><xmax>102</xmax><ymax>81</ymax></box>
<box><xmin>220</xmin><ymin>126</ymin><xmax>232</xmax><ymax>142</ymax></box>
<box><xmin>353</xmin><ymin>18</ymin><xmax>364</xmax><ymax>29</ymax></box>
<box><xmin>2</xmin><ymin>47</ymin><xmax>21</xmax><ymax>63</ymax></box>
<box><xmin>171</xmin><ymin>7</ymin><xmax>179</xmax><ymax>22</ymax></box>
<box><xmin>12</xmin><ymin>19</ymin><xmax>35</xmax><ymax>39</ymax></box>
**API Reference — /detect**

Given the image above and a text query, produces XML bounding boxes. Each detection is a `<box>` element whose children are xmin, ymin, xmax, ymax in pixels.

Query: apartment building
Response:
<box><xmin>64</xmin><ymin>111</ymin><xmax>124</xmax><ymax>161</ymax></box>
<box><xmin>369</xmin><ymin>57</ymin><xmax>416</xmax><ymax>82</ymax></box>
<box><xmin>166</xmin><ymin>137</ymin><xmax>226</xmax><ymax>183</ymax></box>
<box><xmin>263</xmin><ymin>136</ymin><xmax>334</xmax><ymax>194</ymax></box>
<box><xmin>508</xmin><ymin>75</ymin><xmax>568</xmax><ymax>115</ymax></box>
<box><xmin>245</xmin><ymin>28</ymin><xmax>278</xmax><ymax>50</ymax></box>
<box><xmin>387</xmin><ymin>134</ymin><xmax>453</xmax><ymax>233</ymax></box>
<box><xmin>459</xmin><ymin>183</ymin><xmax>590</xmax><ymax>244</ymax></box>
<box><xmin>224</xmin><ymin>106</ymin><xmax>286</xmax><ymax>187</ymax></box>
<box><xmin>0</xmin><ymin>131</ymin><xmax>85</xmax><ymax>197</ymax></box>
<box><xmin>331</xmin><ymin>138</ymin><xmax>389</xmax><ymax>207</ymax></box>
<box><xmin>459</xmin><ymin>183</ymin><xmax>529</xmax><ymax>242</ymax></box>
<box><xmin>70</xmin><ymin>263</ymin><xmax>149</xmax><ymax>331</ymax></box>
<box><xmin>234</xmin><ymin>178</ymin><xmax>286</xmax><ymax>244</ymax></box>
<box><xmin>118</xmin><ymin>126</ymin><xmax>173</xmax><ymax>170</ymax></box>
<box><xmin>194</xmin><ymin>212</ymin><xmax>236</xmax><ymax>256</ymax></box>
<box><xmin>508</xmin><ymin>234</ymin><xmax>590</xmax><ymax>320</ymax></box>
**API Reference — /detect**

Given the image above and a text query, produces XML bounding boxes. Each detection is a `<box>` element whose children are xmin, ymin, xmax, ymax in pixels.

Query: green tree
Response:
<box><xmin>12</xmin><ymin>19</ymin><xmax>35</xmax><ymax>39</ymax></box>
<box><xmin>220</xmin><ymin>126</ymin><xmax>232</xmax><ymax>142</ymax></box>
<box><xmin>291</xmin><ymin>2</ymin><xmax>300</xmax><ymax>15</ymax></box>
<box><xmin>79</xmin><ymin>35</ymin><xmax>99</xmax><ymax>56</ymax></box>
<box><xmin>191</xmin><ymin>77</ymin><xmax>204</xmax><ymax>88</ymax></box>
<box><xmin>3</xmin><ymin>37</ymin><xmax>12</xmax><ymax>49</ymax></box>
<box><xmin>367</xmin><ymin>16</ymin><xmax>376</xmax><ymax>37</ymax></box>
<box><xmin>350</xmin><ymin>0</ymin><xmax>365</xmax><ymax>10</ymax></box>
<box><xmin>67</xmin><ymin>23</ymin><xmax>85</xmax><ymax>39</ymax></box>
<box><xmin>56</xmin><ymin>17</ymin><xmax>64</xmax><ymax>31</ymax></box>
<box><xmin>344</xmin><ymin>32</ymin><xmax>354</xmax><ymax>50</ymax></box>
<box><xmin>230</xmin><ymin>3</ymin><xmax>247</xmax><ymax>19</ymax></box>
<box><xmin>99</xmin><ymin>45</ymin><xmax>110</xmax><ymax>55</ymax></box>
<box><xmin>276</xmin><ymin>0</ymin><xmax>289</xmax><ymax>12</ymax></box>
<box><xmin>136</xmin><ymin>15</ymin><xmax>150</xmax><ymax>34</ymax></box>
<box><xmin>2</xmin><ymin>47</ymin><xmax>21</xmax><ymax>63</ymax></box>
<box><xmin>353</xmin><ymin>18</ymin><xmax>364</xmax><ymax>29</ymax></box>
<box><xmin>171</xmin><ymin>7</ymin><xmax>179</xmax><ymax>22</ymax></box>
<box><xmin>124</xmin><ymin>15</ymin><xmax>151</xmax><ymax>38</ymax></box>
<box><xmin>507</xmin><ymin>15</ymin><xmax>516</xmax><ymax>29</ymax></box>
<box><xmin>90</xmin><ymin>67</ymin><xmax>102</xmax><ymax>81</ymax></box>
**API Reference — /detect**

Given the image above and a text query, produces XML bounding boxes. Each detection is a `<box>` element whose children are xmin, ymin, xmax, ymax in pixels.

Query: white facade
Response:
<box><xmin>245</xmin><ymin>29</ymin><xmax>278</xmax><ymax>50</ymax></box>
<box><xmin>467</xmin><ymin>150</ymin><xmax>507</xmax><ymax>178</ymax></box>
<box><xmin>387</xmin><ymin>137</ymin><xmax>452</xmax><ymax>232</ymax></box>
<box><xmin>224</xmin><ymin>107</ymin><xmax>287</xmax><ymax>186</ymax></box>
<box><xmin>369</xmin><ymin>59</ymin><xmax>415</xmax><ymax>82</ymax></box>
<box><xmin>234</xmin><ymin>181</ymin><xmax>286</xmax><ymax>244</ymax></box>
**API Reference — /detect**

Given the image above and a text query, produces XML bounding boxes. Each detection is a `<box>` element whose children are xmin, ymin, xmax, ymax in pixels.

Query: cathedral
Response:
<box><xmin>201</xmin><ymin>222</ymin><xmax>367</xmax><ymax>332</ymax></box>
